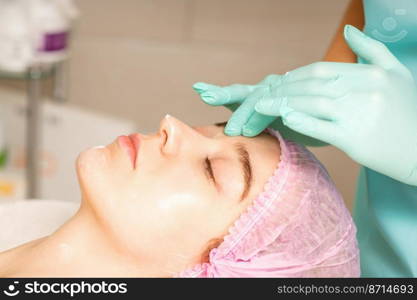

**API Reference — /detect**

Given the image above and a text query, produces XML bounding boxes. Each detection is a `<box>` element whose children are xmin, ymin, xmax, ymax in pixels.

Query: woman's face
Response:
<box><xmin>76</xmin><ymin>115</ymin><xmax>280</xmax><ymax>269</ymax></box>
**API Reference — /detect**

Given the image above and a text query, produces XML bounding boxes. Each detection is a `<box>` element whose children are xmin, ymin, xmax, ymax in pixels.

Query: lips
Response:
<box><xmin>117</xmin><ymin>133</ymin><xmax>141</xmax><ymax>169</ymax></box>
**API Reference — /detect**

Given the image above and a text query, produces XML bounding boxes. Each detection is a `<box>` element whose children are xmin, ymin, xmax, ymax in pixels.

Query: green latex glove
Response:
<box><xmin>255</xmin><ymin>25</ymin><xmax>417</xmax><ymax>185</ymax></box>
<box><xmin>193</xmin><ymin>75</ymin><xmax>327</xmax><ymax>146</ymax></box>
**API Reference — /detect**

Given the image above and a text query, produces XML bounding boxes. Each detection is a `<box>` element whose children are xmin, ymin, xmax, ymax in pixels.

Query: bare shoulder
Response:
<box><xmin>0</xmin><ymin>237</ymin><xmax>47</xmax><ymax>277</ymax></box>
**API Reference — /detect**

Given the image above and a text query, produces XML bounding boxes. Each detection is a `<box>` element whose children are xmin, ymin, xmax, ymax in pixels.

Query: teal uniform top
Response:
<box><xmin>354</xmin><ymin>0</ymin><xmax>417</xmax><ymax>277</ymax></box>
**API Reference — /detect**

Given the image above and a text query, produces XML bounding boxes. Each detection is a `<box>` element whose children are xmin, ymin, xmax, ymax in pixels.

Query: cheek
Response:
<box><xmin>139</xmin><ymin>172</ymin><xmax>214</xmax><ymax>227</ymax></box>
<box><xmin>138</xmin><ymin>163</ymin><xmax>244</xmax><ymax>235</ymax></box>
<box><xmin>103</xmin><ymin>177</ymin><xmax>218</xmax><ymax>258</ymax></box>
<box><xmin>142</xmin><ymin>189</ymin><xmax>221</xmax><ymax>254</ymax></box>
<box><xmin>134</xmin><ymin>160</ymin><xmax>213</xmax><ymax>216</ymax></box>
<box><xmin>134</xmin><ymin>171</ymin><xmax>222</xmax><ymax>247</ymax></box>
<box><xmin>155</xmin><ymin>192</ymin><xmax>200</xmax><ymax>211</ymax></box>
<box><xmin>145</xmin><ymin>180</ymin><xmax>235</xmax><ymax>243</ymax></box>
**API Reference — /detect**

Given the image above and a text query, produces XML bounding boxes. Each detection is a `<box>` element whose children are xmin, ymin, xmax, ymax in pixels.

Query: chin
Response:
<box><xmin>75</xmin><ymin>146</ymin><xmax>110</xmax><ymax>202</ymax></box>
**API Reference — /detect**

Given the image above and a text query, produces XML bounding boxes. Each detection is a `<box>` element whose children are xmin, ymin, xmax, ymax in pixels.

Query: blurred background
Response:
<box><xmin>0</xmin><ymin>0</ymin><xmax>359</xmax><ymax>210</ymax></box>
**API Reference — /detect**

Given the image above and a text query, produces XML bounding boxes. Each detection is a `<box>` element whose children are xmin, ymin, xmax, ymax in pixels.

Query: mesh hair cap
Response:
<box><xmin>178</xmin><ymin>129</ymin><xmax>360</xmax><ymax>277</ymax></box>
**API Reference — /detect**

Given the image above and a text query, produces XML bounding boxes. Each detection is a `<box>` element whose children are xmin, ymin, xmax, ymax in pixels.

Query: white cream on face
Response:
<box><xmin>156</xmin><ymin>193</ymin><xmax>197</xmax><ymax>211</ymax></box>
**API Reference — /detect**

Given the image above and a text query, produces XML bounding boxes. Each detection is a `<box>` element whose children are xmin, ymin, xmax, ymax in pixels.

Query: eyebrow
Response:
<box><xmin>234</xmin><ymin>142</ymin><xmax>252</xmax><ymax>201</ymax></box>
<box><xmin>214</xmin><ymin>122</ymin><xmax>253</xmax><ymax>201</ymax></box>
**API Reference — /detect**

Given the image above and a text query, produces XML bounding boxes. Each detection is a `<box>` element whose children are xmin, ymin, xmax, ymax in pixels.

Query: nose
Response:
<box><xmin>158</xmin><ymin>114</ymin><xmax>202</xmax><ymax>156</ymax></box>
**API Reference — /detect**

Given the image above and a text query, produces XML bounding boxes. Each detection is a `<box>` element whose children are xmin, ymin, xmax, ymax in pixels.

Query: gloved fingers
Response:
<box><xmin>224</xmin><ymin>88</ymin><xmax>265</xmax><ymax>136</ymax></box>
<box><xmin>255</xmin><ymin>95</ymin><xmax>338</xmax><ymax>121</ymax></box>
<box><xmin>254</xmin><ymin>96</ymin><xmax>286</xmax><ymax>116</ymax></box>
<box><xmin>278</xmin><ymin>78</ymin><xmax>346</xmax><ymax>98</ymax></box>
<box><xmin>193</xmin><ymin>82</ymin><xmax>257</xmax><ymax>105</ymax></box>
<box><xmin>285</xmin><ymin>95</ymin><xmax>338</xmax><ymax>121</ymax></box>
<box><xmin>193</xmin><ymin>82</ymin><xmax>221</xmax><ymax>94</ymax></box>
<box><xmin>343</xmin><ymin>25</ymin><xmax>402</xmax><ymax>71</ymax></box>
<box><xmin>282</xmin><ymin>111</ymin><xmax>340</xmax><ymax>145</ymax></box>
<box><xmin>283</xmin><ymin>61</ymin><xmax>371</xmax><ymax>83</ymax></box>
<box><xmin>224</xmin><ymin>102</ymin><xmax>240</xmax><ymax>112</ymax></box>
<box><xmin>242</xmin><ymin>112</ymin><xmax>276</xmax><ymax>137</ymax></box>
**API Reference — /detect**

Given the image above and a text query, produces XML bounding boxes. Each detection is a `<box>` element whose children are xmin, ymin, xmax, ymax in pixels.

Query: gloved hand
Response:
<box><xmin>194</xmin><ymin>25</ymin><xmax>417</xmax><ymax>185</ymax></box>
<box><xmin>193</xmin><ymin>74</ymin><xmax>279</xmax><ymax>135</ymax></box>
<box><xmin>193</xmin><ymin>75</ymin><xmax>327</xmax><ymax>146</ymax></box>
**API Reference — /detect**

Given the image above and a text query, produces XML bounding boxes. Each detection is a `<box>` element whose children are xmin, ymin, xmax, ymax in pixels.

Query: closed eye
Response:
<box><xmin>204</xmin><ymin>157</ymin><xmax>216</xmax><ymax>184</ymax></box>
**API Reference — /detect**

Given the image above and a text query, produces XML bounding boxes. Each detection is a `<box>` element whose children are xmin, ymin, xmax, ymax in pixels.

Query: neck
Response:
<box><xmin>0</xmin><ymin>201</ymin><xmax>175</xmax><ymax>277</ymax></box>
